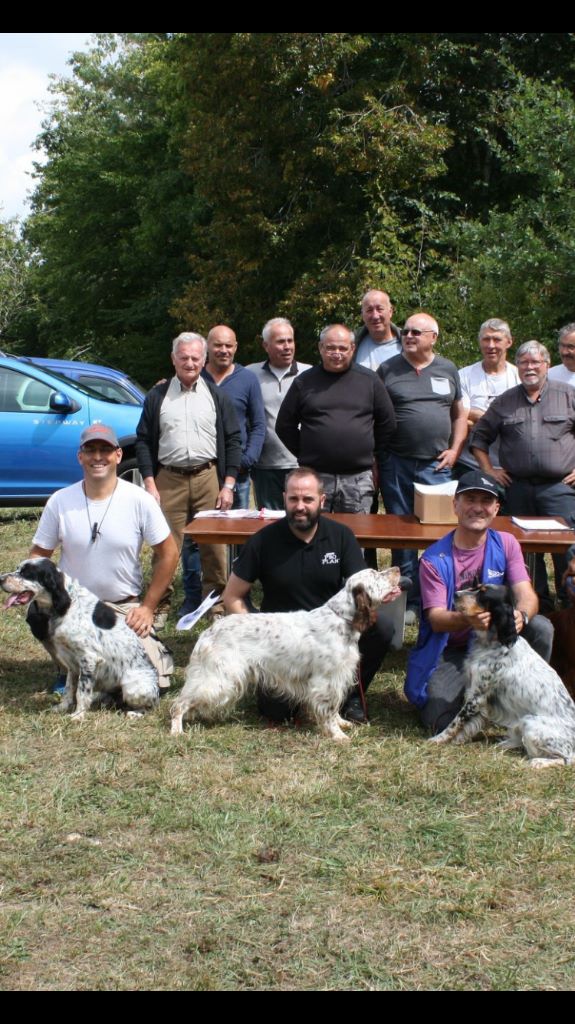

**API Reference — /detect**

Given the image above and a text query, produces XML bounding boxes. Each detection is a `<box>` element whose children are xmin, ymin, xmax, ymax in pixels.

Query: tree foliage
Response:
<box><xmin>21</xmin><ymin>32</ymin><xmax>575</xmax><ymax>376</ymax></box>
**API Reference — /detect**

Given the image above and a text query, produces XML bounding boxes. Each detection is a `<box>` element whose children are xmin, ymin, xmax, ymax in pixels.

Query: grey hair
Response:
<box><xmin>478</xmin><ymin>318</ymin><xmax>512</xmax><ymax>341</ymax></box>
<box><xmin>515</xmin><ymin>340</ymin><xmax>550</xmax><ymax>365</ymax></box>
<box><xmin>319</xmin><ymin>324</ymin><xmax>355</xmax><ymax>345</ymax></box>
<box><xmin>172</xmin><ymin>332</ymin><xmax>208</xmax><ymax>357</ymax></box>
<box><xmin>262</xmin><ymin>317</ymin><xmax>293</xmax><ymax>344</ymax></box>
<box><xmin>558</xmin><ymin>323</ymin><xmax>575</xmax><ymax>345</ymax></box>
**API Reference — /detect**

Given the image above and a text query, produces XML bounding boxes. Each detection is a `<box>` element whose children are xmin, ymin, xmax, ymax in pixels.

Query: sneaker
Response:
<box><xmin>153</xmin><ymin>611</ymin><xmax>168</xmax><ymax>631</ymax></box>
<box><xmin>404</xmin><ymin>609</ymin><xmax>418</xmax><ymax>626</ymax></box>
<box><xmin>341</xmin><ymin>695</ymin><xmax>368</xmax><ymax>724</ymax></box>
<box><xmin>52</xmin><ymin>673</ymin><xmax>67</xmax><ymax>696</ymax></box>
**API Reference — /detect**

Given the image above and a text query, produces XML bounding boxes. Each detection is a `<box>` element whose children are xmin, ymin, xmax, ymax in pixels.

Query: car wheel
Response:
<box><xmin>118</xmin><ymin>457</ymin><xmax>143</xmax><ymax>488</ymax></box>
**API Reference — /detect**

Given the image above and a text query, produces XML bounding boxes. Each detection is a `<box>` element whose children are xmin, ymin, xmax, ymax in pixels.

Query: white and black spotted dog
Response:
<box><xmin>1</xmin><ymin>558</ymin><xmax>159</xmax><ymax>719</ymax></box>
<box><xmin>430</xmin><ymin>584</ymin><xmax>575</xmax><ymax>767</ymax></box>
<box><xmin>171</xmin><ymin>567</ymin><xmax>401</xmax><ymax>742</ymax></box>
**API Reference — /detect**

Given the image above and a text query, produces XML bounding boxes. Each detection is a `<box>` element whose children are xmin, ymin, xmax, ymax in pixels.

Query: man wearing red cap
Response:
<box><xmin>29</xmin><ymin>423</ymin><xmax>179</xmax><ymax>691</ymax></box>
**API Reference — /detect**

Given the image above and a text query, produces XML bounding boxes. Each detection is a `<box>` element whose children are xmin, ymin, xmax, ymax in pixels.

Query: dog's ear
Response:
<box><xmin>39</xmin><ymin>561</ymin><xmax>71</xmax><ymax>617</ymax></box>
<box><xmin>351</xmin><ymin>584</ymin><xmax>377</xmax><ymax>633</ymax></box>
<box><xmin>489</xmin><ymin>594</ymin><xmax>517</xmax><ymax>647</ymax></box>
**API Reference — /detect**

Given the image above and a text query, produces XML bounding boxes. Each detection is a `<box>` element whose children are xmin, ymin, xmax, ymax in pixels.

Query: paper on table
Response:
<box><xmin>511</xmin><ymin>517</ymin><xmax>570</xmax><ymax>531</ymax></box>
<box><xmin>176</xmin><ymin>590</ymin><xmax>220</xmax><ymax>630</ymax></box>
<box><xmin>193</xmin><ymin>508</ymin><xmax>285</xmax><ymax>519</ymax></box>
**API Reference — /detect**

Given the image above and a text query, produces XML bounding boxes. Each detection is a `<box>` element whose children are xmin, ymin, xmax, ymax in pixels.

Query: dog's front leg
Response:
<box><xmin>429</xmin><ymin>698</ymin><xmax>488</xmax><ymax>746</ymax></box>
<box><xmin>70</xmin><ymin>660</ymin><xmax>97</xmax><ymax>720</ymax></box>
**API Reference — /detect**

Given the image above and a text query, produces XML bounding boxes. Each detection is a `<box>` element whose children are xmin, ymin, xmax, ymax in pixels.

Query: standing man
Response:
<box><xmin>377</xmin><ymin>312</ymin><xmax>468</xmax><ymax>619</ymax></box>
<box><xmin>246</xmin><ymin>317</ymin><xmax>311</xmax><ymax>510</ymax></box>
<box><xmin>223</xmin><ymin>467</ymin><xmax>402</xmax><ymax>723</ymax></box>
<box><xmin>136</xmin><ymin>332</ymin><xmax>242</xmax><ymax>616</ymax></box>
<box><xmin>405</xmin><ymin>470</ymin><xmax>552</xmax><ymax>733</ymax></box>
<box><xmin>202</xmin><ymin>325</ymin><xmax>266</xmax><ymax>508</ymax></box>
<box><xmin>179</xmin><ymin>324</ymin><xmax>266</xmax><ymax>614</ymax></box>
<box><xmin>276</xmin><ymin>324</ymin><xmax>396</xmax><ymax>513</ymax></box>
<box><xmin>548</xmin><ymin>323</ymin><xmax>575</xmax><ymax>387</ymax></box>
<box><xmin>354</xmin><ymin>289</ymin><xmax>402</xmax><ymax>370</ymax></box>
<box><xmin>470</xmin><ymin>340</ymin><xmax>575</xmax><ymax>607</ymax></box>
<box><xmin>29</xmin><ymin>423</ymin><xmax>179</xmax><ymax>691</ymax></box>
<box><xmin>456</xmin><ymin>318</ymin><xmax>520</xmax><ymax>477</ymax></box>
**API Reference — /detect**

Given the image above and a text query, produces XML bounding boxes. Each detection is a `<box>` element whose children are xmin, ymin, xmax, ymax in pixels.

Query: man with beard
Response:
<box><xmin>222</xmin><ymin>467</ymin><xmax>401</xmax><ymax>723</ymax></box>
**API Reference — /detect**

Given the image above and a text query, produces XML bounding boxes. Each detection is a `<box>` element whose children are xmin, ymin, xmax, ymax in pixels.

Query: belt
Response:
<box><xmin>159</xmin><ymin>460</ymin><xmax>215</xmax><ymax>477</ymax></box>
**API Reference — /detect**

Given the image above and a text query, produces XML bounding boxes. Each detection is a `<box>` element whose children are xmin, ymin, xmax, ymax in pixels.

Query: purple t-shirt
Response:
<box><xmin>420</xmin><ymin>532</ymin><xmax>529</xmax><ymax>646</ymax></box>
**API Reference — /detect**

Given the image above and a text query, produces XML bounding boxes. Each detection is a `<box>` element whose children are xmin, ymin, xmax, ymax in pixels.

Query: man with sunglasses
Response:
<box><xmin>29</xmin><ymin>424</ymin><xmax>179</xmax><ymax>692</ymax></box>
<box><xmin>377</xmin><ymin>313</ymin><xmax>468</xmax><ymax>620</ymax></box>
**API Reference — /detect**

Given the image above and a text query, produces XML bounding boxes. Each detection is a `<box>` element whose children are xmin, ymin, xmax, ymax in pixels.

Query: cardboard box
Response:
<box><xmin>413</xmin><ymin>480</ymin><xmax>458</xmax><ymax>524</ymax></box>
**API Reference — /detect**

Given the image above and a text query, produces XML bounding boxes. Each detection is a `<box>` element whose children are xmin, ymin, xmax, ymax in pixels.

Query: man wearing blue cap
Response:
<box><xmin>404</xmin><ymin>470</ymin><xmax>554</xmax><ymax>734</ymax></box>
<box><xmin>28</xmin><ymin>424</ymin><xmax>179</xmax><ymax>692</ymax></box>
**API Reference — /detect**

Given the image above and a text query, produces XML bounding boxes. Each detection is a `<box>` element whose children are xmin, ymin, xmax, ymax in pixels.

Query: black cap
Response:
<box><xmin>455</xmin><ymin>470</ymin><xmax>502</xmax><ymax>499</ymax></box>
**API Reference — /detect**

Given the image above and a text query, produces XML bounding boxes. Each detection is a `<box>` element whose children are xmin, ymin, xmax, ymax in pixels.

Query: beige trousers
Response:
<box><xmin>155</xmin><ymin>464</ymin><xmax>227</xmax><ymax>607</ymax></box>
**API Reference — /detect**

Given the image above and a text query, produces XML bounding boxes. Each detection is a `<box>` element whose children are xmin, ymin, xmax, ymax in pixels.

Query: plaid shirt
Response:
<box><xmin>470</xmin><ymin>379</ymin><xmax>575</xmax><ymax>479</ymax></box>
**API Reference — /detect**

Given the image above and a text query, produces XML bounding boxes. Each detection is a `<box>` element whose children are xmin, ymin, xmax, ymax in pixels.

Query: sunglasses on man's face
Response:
<box><xmin>400</xmin><ymin>328</ymin><xmax>435</xmax><ymax>337</ymax></box>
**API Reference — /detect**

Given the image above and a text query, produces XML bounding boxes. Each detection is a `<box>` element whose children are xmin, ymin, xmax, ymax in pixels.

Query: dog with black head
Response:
<box><xmin>430</xmin><ymin>583</ymin><xmax>575</xmax><ymax>767</ymax></box>
<box><xmin>1</xmin><ymin>558</ymin><xmax>159</xmax><ymax>719</ymax></box>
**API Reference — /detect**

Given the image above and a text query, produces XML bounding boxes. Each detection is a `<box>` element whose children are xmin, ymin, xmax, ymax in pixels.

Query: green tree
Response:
<box><xmin>172</xmin><ymin>32</ymin><xmax>451</xmax><ymax>358</ymax></box>
<box><xmin>0</xmin><ymin>217</ymin><xmax>31</xmax><ymax>346</ymax></box>
<box><xmin>25</xmin><ymin>33</ymin><xmax>199</xmax><ymax>384</ymax></box>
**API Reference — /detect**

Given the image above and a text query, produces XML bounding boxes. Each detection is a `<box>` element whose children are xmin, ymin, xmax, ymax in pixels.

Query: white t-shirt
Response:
<box><xmin>458</xmin><ymin>360</ymin><xmax>520</xmax><ymax>411</ymax></box>
<box><xmin>548</xmin><ymin>364</ymin><xmax>575</xmax><ymax>387</ymax></box>
<box><xmin>33</xmin><ymin>478</ymin><xmax>171</xmax><ymax>602</ymax></box>
<box><xmin>458</xmin><ymin>360</ymin><xmax>520</xmax><ymax>469</ymax></box>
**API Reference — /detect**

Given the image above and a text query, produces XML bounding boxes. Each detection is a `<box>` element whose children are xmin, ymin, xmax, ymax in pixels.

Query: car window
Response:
<box><xmin>77</xmin><ymin>374</ymin><xmax>141</xmax><ymax>405</ymax></box>
<box><xmin>0</xmin><ymin>367</ymin><xmax>58</xmax><ymax>413</ymax></box>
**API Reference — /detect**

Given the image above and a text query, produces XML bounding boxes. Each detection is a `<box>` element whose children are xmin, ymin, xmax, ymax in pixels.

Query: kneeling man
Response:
<box><xmin>405</xmin><ymin>470</ymin><xmax>554</xmax><ymax>733</ymax></box>
<box><xmin>223</xmin><ymin>467</ymin><xmax>401</xmax><ymax>723</ymax></box>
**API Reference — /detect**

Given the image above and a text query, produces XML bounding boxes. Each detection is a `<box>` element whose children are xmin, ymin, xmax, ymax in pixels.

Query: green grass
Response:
<box><xmin>1</xmin><ymin>509</ymin><xmax>575</xmax><ymax>990</ymax></box>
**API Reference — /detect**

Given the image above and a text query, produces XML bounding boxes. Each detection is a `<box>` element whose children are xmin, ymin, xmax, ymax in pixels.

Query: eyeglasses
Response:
<box><xmin>80</xmin><ymin>445</ymin><xmax>119</xmax><ymax>456</ymax></box>
<box><xmin>400</xmin><ymin>328</ymin><xmax>436</xmax><ymax>337</ymax></box>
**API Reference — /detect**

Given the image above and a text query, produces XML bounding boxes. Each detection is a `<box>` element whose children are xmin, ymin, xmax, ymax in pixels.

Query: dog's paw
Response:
<box><xmin>126</xmin><ymin>710</ymin><xmax>145</xmax><ymax>720</ymax></box>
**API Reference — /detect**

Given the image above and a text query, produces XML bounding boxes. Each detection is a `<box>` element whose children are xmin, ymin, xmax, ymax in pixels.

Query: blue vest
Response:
<box><xmin>404</xmin><ymin>529</ymin><xmax>508</xmax><ymax>708</ymax></box>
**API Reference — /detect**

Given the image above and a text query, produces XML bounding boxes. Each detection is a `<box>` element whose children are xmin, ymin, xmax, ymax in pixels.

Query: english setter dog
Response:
<box><xmin>1</xmin><ymin>558</ymin><xmax>159</xmax><ymax>719</ymax></box>
<box><xmin>171</xmin><ymin>567</ymin><xmax>401</xmax><ymax>742</ymax></box>
<box><xmin>430</xmin><ymin>584</ymin><xmax>575</xmax><ymax>767</ymax></box>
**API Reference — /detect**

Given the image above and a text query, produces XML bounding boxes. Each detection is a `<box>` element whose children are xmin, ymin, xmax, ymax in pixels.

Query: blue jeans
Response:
<box><xmin>181</xmin><ymin>473</ymin><xmax>251</xmax><ymax>607</ymax></box>
<box><xmin>379</xmin><ymin>453</ymin><xmax>452</xmax><ymax>609</ymax></box>
<box><xmin>233</xmin><ymin>473</ymin><xmax>251</xmax><ymax>510</ymax></box>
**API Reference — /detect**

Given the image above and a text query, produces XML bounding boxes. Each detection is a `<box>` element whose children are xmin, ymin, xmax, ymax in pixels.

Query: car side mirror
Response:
<box><xmin>50</xmin><ymin>391</ymin><xmax>81</xmax><ymax>414</ymax></box>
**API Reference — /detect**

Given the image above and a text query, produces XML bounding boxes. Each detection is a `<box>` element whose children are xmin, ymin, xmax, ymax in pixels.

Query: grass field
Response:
<box><xmin>1</xmin><ymin>508</ymin><xmax>575</xmax><ymax>991</ymax></box>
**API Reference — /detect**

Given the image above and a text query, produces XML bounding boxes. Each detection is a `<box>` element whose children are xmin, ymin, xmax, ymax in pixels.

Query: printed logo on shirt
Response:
<box><xmin>487</xmin><ymin>569</ymin><xmax>504</xmax><ymax>579</ymax></box>
<box><xmin>322</xmin><ymin>552</ymin><xmax>340</xmax><ymax>565</ymax></box>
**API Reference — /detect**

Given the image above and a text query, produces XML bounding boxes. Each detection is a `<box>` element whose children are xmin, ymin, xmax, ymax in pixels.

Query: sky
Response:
<box><xmin>0</xmin><ymin>33</ymin><xmax>93</xmax><ymax>222</ymax></box>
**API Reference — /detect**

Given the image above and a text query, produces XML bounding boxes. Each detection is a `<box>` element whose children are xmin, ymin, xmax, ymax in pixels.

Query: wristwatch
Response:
<box><xmin>520</xmin><ymin>610</ymin><xmax>529</xmax><ymax>628</ymax></box>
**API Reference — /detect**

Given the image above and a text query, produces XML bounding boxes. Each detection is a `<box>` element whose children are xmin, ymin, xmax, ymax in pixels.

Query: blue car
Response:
<box><xmin>0</xmin><ymin>353</ymin><xmax>144</xmax><ymax>505</ymax></box>
<box><xmin>20</xmin><ymin>356</ymin><xmax>145</xmax><ymax>406</ymax></box>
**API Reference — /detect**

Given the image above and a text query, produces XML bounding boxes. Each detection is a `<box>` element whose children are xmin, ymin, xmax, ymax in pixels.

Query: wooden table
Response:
<box><xmin>184</xmin><ymin>513</ymin><xmax>575</xmax><ymax>555</ymax></box>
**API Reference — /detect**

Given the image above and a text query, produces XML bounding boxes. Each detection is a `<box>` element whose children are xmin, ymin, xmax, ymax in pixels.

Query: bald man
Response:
<box><xmin>354</xmin><ymin>289</ymin><xmax>402</xmax><ymax>370</ymax></box>
<box><xmin>378</xmin><ymin>312</ymin><xmax>468</xmax><ymax>620</ymax></box>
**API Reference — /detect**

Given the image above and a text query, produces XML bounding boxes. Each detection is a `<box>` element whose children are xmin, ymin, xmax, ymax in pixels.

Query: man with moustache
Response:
<box><xmin>223</xmin><ymin>467</ymin><xmax>401</xmax><ymax>723</ymax></box>
<box><xmin>246</xmin><ymin>317</ymin><xmax>311</xmax><ymax>510</ymax></box>
<box><xmin>275</xmin><ymin>323</ymin><xmax>396</xmax><ymax>513</ymax></box>
<box><xmin>471</xmin><ymin>340</ymin><xmax>575</xmax><ymax>606</ymax></box>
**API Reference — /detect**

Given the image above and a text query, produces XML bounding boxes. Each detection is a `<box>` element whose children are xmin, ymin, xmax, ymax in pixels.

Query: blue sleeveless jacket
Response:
<box><xmin>404</xmin><ymin>529</ymin><xmax>507</xmax><ymax>708</ymax></box>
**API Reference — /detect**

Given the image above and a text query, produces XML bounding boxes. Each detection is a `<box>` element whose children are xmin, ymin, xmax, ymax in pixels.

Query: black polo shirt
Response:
<box><xmin>232</xmin><ymin>515</ymin><xmax>366</xmax><ymax>612</ymax></box>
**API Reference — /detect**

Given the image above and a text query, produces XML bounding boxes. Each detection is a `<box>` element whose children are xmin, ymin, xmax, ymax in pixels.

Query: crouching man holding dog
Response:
<box><xmin>405</xmin><ymin>470</ymin><xmax>554</xmax><ymax>735</ymax></box>
<box><xmin>28</xmin><ymin>424</ymin><xmax>179</xmax><ymax>692</ymax></box>
<box><xmin>222</xmin><ymin>466</ymin><xmax>403</xmax><ymax>724</ymax></box>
